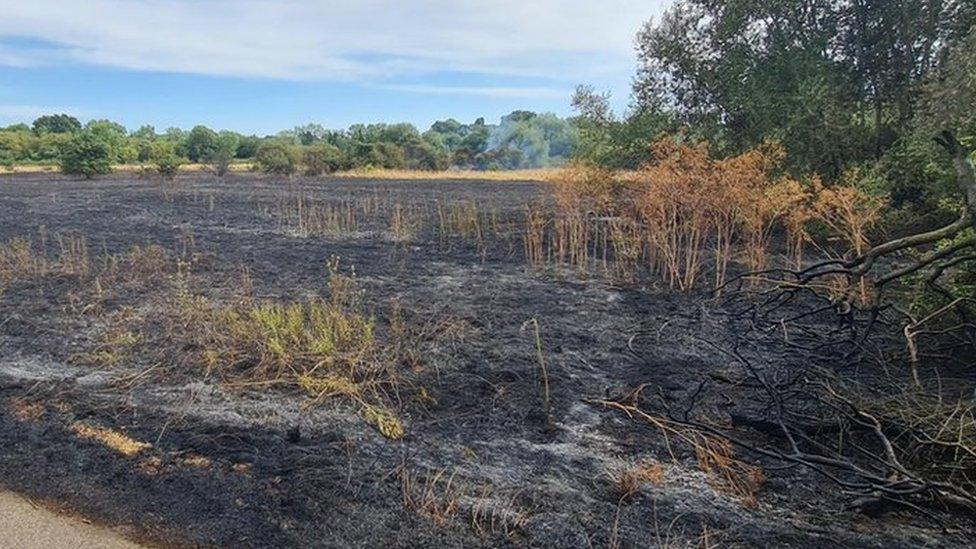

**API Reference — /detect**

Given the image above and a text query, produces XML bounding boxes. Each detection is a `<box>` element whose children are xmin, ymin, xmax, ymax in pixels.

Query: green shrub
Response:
<box><xmin>255</xmin><ymin>142</ymin><xmax>300</xmax><ymax>176</ymax></box>
<box><xmin>365</xmin><ymin>142</ymin><xmax>406</xmax><ymax>169</ymax></box>
<box><xmin>0</xmin><ymin>150</ymin><xmax>13</xmax><ymax>170</ymax></box>
<box><xmin>302</xmin><ymin>143</ymin><xmax>344</xmax><ymax>176</ymax></box>
<box><xmin>207</xmin><ymin>132</ymin><xmax>240</xmax><ymax>177</ymax></box>
<box><xmin>60</xmin><ymin>131</ymin><xmax>113</xmax><ymax>178</ymax></box>
<box><xmin>149</xmin><ymin>141</ymin><xmax>184</xmax><ymax>178</ymax></box>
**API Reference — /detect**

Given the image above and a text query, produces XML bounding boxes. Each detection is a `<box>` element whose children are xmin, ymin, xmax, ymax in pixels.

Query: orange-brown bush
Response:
<box><xmin>534</xmin><ymin>137</ymin><xmax>796</xmax><ymax>289</ymax></box>
<box><xmin>531</xmin><ymin>136</ymin><xmax>884</xmax><ymax>291</ymax></box>
<box><xmin>810</xmin><ymin>173</ymin><xmax>885</xmax><ymax>303</ymax></box>
<box><xmin>813</xmin><ymin>172</ymin><xmax>884</xmax><ymax>259</ymax></box>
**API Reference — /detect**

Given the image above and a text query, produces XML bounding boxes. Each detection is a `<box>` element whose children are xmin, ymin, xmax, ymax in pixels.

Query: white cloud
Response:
<box><xmin>381</xmin><ymin>84</ymin><xmax>570</xmax><ymax>99</ymax></box>
<box><xmin>0</xmin><ymin>1</ymin><xmax>669</xmax><ymax>84</ymax></box>
<box><xmin>0</xmin><ymin>104</ymin><xmax>98</xmax><ymax>124</ymax></box>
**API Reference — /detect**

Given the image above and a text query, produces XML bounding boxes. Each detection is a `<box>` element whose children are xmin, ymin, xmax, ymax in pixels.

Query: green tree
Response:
<box><xmin>85</xmin><ymin>120</ymin><xmax>128</xmax><ymax>162</ymax></box>
<box><xmin>294</xmin><ymin>123</ymin><xmax>327</xmax><ymax>146</ymax></box>
<box><xmin>32</xmin><ymin>114</ymin><xmax>82</xmax><ymax>134</ymax></box>
<box><xmin>488</xmin><ymin>111</ymin><xmax>577</xmax><ymax>168</ymax></box>
<box><xmin>131</xmin><ymin>125</ymin><xmax>157</xmax><ymax>140</ymax></box>
<box><xmin>60</xmin><ymin>131</ymin><xmax>113</xmax><ymax>178</ymax></box>
<box><xmin>406</xmin><ymin>138</ymin><xmax>449</xmax><ymax>170</ymax></box>
<box><xmin>633</xmin><ymin>0</ymin><xmax>974</xmax><ymax>177</ymax></box>
<box><xmin>184</xmin><ymin>125</ymin><xmax>219</xmax><ymax>162</ymax></box>
<box><xmin>235</xmin><ymin>135</ymin><xmax>262</xmax><ymax>159</ymax></box>
<box><xmin>878</xmin><ymin>24</ymin><xmax>976</xmax><ymax>211</ymax></box>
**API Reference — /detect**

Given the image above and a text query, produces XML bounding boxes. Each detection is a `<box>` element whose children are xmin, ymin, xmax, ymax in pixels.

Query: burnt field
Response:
<box><xmin>0</xmin><ymin>172</ymin><xmax>969</xmax><ymax>548</ymax></box>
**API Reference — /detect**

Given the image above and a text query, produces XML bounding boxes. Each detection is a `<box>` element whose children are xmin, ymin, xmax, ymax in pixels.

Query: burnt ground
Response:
<box><xmin>0</xmin><ymin>172</ymin><xmax>969</xmax><ymax>548</ymax></box>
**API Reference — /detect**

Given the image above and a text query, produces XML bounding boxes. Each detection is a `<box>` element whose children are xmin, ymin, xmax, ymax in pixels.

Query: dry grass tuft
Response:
<box><xmin>177</xmin><ymin>453</ymin><xmax>214</xmax><ymax>468</ymax></box>
<box><xmin>856</xmin><ymin>389</ymin><xmax>976</xmax><ymax>499</ymax></box>
<box><xmin>362</xmin><ymin>403</ymin><xmax>405</xmax><ymax>440</ymax></box>
<box><xmin>71</xmin><ymin>422</ymin><xmax>151</xmax><ymax>457</ymax></box>
<box><xmin>69</xmin><ymin>326</ymin><xmax>140</xmax><ymax>367</ymax></box>
<box><xmin>181</xmin><ymin>257</ymin><xmax>378</xmax><ymax>383</ymax></box>
<box><xmin>470</xmin><ymin>490</ymin><xmax>531</xmax><ymax>538</ymax></box>
<box><xmin>692</xmin><ymin>434</ymin><xmax>765</xmax><ymax>508</ymax></box>
<box><xmin>0</xmin><ymin>237</ymin><xmax>48</xmax><ymax>286</ymax></box>
<box><xmin>7</xmin><ymin>396</ymin><xmax>45</xmax><ymax>422</ymax></box>
<box><xmin>613</xmin><ymin>459</ymin><xmax>665</xmax><ymax>502</ymax></box>
<box><xmin>400</xmin><ymin>467</ymin><xmax>463</xmax><ymax>523</ymax></box>
<box><xmin>389</xmin><ymin>201</ymin><xmax>422</xmax><ymax>243</ymax></box>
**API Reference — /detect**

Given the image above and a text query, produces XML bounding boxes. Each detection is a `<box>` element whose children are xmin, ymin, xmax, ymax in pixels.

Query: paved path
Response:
<box><xmin>0</xmin><ymin>491</ymin><xmax>143</xmax><ymax>548</ymax></box>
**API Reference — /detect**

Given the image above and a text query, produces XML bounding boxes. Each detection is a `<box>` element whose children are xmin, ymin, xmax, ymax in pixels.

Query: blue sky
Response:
<box><xmin>0</xmin><ymin>1</ymin><xmax>669</xmax><ymax>135</ymax></box>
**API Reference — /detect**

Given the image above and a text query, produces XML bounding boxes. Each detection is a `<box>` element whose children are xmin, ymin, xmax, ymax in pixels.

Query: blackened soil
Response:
<box><xmin>0</xmin><ymin>172</ymin><xmax>967</xmax><ymax>548</ymax></box>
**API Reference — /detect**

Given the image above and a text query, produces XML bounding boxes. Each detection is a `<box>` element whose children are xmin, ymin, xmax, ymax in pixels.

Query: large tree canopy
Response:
<box><xmin>635</xmin><ymin>0</ymin><xmax>975</xmax><ymax>177</ymax></box>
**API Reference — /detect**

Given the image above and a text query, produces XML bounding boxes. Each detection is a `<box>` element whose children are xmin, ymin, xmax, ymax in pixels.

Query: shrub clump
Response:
<box><xmin>208</xmin><ymin>132</ymin><xmax>239</xmax><ymax>176</ymax></box>
<box><xmin>255</xmin><ymin>141</ymin><xmax>300</xmax><ymax>176</ymax></box>
<box><xmin>149</xmin><ymin>141</ymin><xmax>184</xmax><ymax>179</ymax></box>
<box><xmin>302</xmin><ymin>143</ymin><xmax>344</xmax><ymax>176</ymax></box>
<box><xmin>60</xmin><ymin>131</ymin><xmax>113</xmax><ymax>178</ymax></box>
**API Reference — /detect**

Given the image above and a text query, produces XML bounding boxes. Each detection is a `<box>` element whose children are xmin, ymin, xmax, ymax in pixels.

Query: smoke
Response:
<box><xmin>485</xmin><ymin>112</ymin><xmax>574</xmax><ymax>168</ymax></box>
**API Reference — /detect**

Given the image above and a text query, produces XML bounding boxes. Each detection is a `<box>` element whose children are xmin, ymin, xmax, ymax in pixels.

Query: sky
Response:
<box><xmin>0</xmin><ymin>1</ymin><xmax>671</xmax><ymax>135</ymax></box>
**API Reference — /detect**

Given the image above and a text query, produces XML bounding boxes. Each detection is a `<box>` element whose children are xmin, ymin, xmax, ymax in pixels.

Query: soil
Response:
<box><xmin>0</xmin><ymin>172</ymin><xmax>970</xmax><ymax>548</ymax></box>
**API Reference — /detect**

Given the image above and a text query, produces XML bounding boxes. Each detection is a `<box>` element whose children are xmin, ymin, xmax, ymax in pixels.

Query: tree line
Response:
<box><xmin>0</xmin><ymin>110</ymin><xmax>578</xmax><ymax>178</ymax></box>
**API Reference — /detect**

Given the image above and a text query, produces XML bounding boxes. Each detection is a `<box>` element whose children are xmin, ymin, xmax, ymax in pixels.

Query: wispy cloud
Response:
<box><xmin>382</xmin><ymin>85</ymin><xmax>570</xmax><ymax>99</ymax></box>
<box><xmin>0</xmin><ymin>1</ymin><xmax>668</xmax><ymax>82</ymax></box>
<box><xmin>0</xmin><ymin>104</ymin><xmax>97</xmax><ymax>124</ymax></box>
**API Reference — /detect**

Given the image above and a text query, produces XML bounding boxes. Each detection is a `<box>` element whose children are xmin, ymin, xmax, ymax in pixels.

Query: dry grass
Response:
<box><xmin>0</xmin><ymin>236</ymin><xmax>48</xmax><ymax>288</ymax></box>
<box><xmin>268</xmin><ymin>195</ymin><xmax>359</xmax><ymax>237</ymax></box>
<box><xmin>7</xmin><ymin>396</ymin><xmax>45</xmax><ymax>422</ymax></box>
<box><xmin>2</xmin><ymin>164</ymin><xmax>545</xmax><ymax>179</ymax></box>
<box><xmin>859</xmin><ymin>390</ymin><xmax>976</xmax><ymax>499</ymax></box>
<box><xmin>0</xmin><ymin>232</ymin><xmax>172</xmax><ymax>310</ymax></box>
<box><xmin>165</xmin><ymin>256</ymin><xmax>466</xmax><ymax>440</ymax></box>
<box><xmin>177</xmin><ymin>258</ymin><xmax>379</xmax><ymax>381</ymax></box>
<box><xmin>0</xmin><ymin>164</ymin><xmax>59</xmax><ymax>174</ymax></box>
<box><xmin>0</xmin><ymin>162</ymin><xmax>253</xmax><ymax>175</ymax></box>
<box><xmin>612</xmin><ymin>459</ymin><xmax>665</xmax><ymax>501</ymax></box>
<box><xmin>69</xmin><ymin>324</ymin><xmax>140</xmax><ymax>367</ymax></box>
<box><xmin>400</xmin><ymin>467</ymin><xmax>463</xmax><ymax>523</ymax></box>
<box><xmin>71</xmin><ymin>422</ymin><xmax>151</xmax><ymax>457</ymax></box>
<box><xmin>592</xmin><ymin>388</ymin><xmax>765</xmax><ymax>507</ymax></box>
<box><xmin>435</xmin><ymin>200</ymin><xmax>506</xmax><ymax>259</ymax></box>
<box><xmin>470</xmin><ymin>490</ymin><xmax>531</xmax><ymax>538</ymax></box>
<box><xmin>521</xmin><ymin>318</ymin><xmax>551</xmax><ymax>415</ymax></box>
<box><xmin>389</xmin><ymin>201</ymin><xmax>423</xmax><ymax>243</ymax></box>
<box><xmin>336</xmin><ymin>168</ymin><xmax>554</xmax><ymax>182</ymax></box>
<box><xmin>0</xmin><ymin>233</ymin><xmax>89</xmax><ymax>293</ymax></box>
